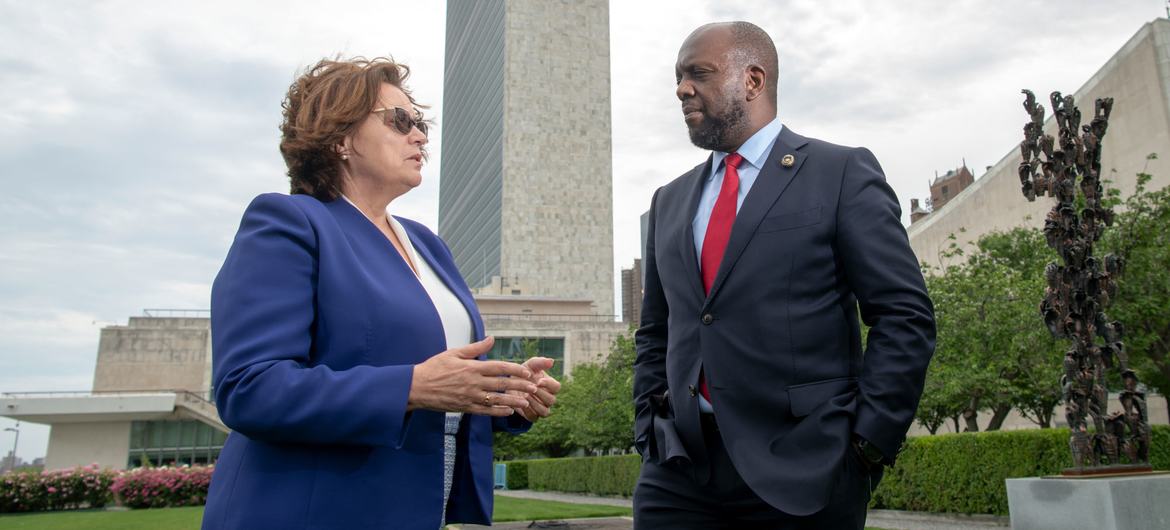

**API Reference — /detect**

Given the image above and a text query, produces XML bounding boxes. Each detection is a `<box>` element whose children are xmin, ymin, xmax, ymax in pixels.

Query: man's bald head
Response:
<box><xmin>676</xmin><ymin>21</ymin><xmax>778</xmax><ymax>151</ymax></box>
<box><xmin>687</xmin><ymin>21</ymin><xmax>779</xmax><ymax>105</ymax></box>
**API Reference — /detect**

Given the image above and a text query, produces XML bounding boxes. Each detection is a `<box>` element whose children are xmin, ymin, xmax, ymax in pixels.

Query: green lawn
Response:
<box><xmin>492</xmin><ymin>496</ymin><xmax>630</xmax><ymax>522</ymax></box>
<box><xmin>0</xmin><ymin>495</ymin><xmax>631</xmax><ymax>529</ymax></box>
<box><xmin>0</xmin><ymin>506</ymin><xmax>203</xmax><ymax>530</ymax></box>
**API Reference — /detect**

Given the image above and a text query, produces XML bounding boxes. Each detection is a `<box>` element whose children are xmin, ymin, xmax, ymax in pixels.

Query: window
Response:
<box><xmin>487</xmin><ymin>337</ymin><xmax>565</xmax><ymax>378</ymax></box>
<box><xmin>126</xmin><ymin>420</ymin><xmax>227</xmax><ymax>468</ymax></box>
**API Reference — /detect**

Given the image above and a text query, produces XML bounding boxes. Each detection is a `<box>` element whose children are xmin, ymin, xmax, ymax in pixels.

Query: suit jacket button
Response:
<box><xmin>701</xmin><ymin>314</ymin><xmax>713</xmax><ymax>325</ymax></box>
<box><xmin>688</xmin><ymin>385</ymin><xmax>697</xmax><ymax>397</ymax></box>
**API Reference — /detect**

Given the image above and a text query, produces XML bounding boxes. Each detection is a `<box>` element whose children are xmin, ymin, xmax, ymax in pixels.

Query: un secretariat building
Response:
<box><xmin>440</xmin><ymin>0</ymin><xmax>624</xmax><ymax>377</ymax></box>
<box><xmin>441</xmin><ymin>0</ymin><xmax>615</xmax><ymax>317</ymax></box>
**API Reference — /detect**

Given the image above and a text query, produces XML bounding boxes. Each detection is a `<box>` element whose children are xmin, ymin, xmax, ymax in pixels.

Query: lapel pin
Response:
<box><xmin>781</xmin><ymin>154</ymin><xmax>796</xmax><ymax>167</ymax></box>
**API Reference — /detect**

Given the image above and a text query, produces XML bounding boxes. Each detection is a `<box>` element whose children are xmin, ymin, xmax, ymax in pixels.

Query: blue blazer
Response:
<box><xmin>634</xmin><ymin>127</ymin><xmax>936</xmax><ymax>516</ymax></box>
<box><xmin>203</xmin><ymin>193</ymin><xmax>528</xmax><ymax>530</ymax></box>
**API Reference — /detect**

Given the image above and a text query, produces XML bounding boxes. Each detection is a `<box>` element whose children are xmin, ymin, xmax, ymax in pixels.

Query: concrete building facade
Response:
<box><xmin>621</xmin><ymin>259</ymin><xmax>643</xmax><ymax>325</ymax></box>
<box><xmin>909</xmin><ymin>19</ymin><xmax>1170</xmax><ymax>269</ymax></box>
<box><xmin>1</xmin><ymin>313</ymin><xmax>226</xmax><ymax>471</ymax></box>
<box><xmin>441</xmin><ymin>0</ymin><xmax>623</xmax><ymax>372</ymax></box>
<box><xmin>473</xmin><ymin>295</ymin><xmax>626</xmax><ymax>377</ymax></box>
<box><xmin>441</xmin><ymin>0</ymin><xmax>614</xmax><ymax>316</ymax></box>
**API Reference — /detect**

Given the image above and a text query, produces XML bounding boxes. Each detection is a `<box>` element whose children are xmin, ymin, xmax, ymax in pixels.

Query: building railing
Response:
<box><xmin>1</xmin><ymin>390</ymin><xmax>214</xmax><ymax>401</ymax></box>
<box><xmin>479</xmin><ymin>313</ymin><xmax>622</xmax><ymax>323</ymax></box>
<box><xmin>142</xmin><ymin>309</ymin><xmax>211</xmax><ymax>318</ymax></box>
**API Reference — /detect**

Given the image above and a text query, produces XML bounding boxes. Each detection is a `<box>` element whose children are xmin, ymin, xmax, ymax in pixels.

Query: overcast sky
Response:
<box><xmin>1</xmin><ymin>0</ymin><xmax>1165</xmax><ymax>461</ymax></box>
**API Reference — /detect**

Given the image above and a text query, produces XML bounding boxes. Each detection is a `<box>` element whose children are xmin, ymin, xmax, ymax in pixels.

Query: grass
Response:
<box><xmin>0</xmin><ymin>506</ymin><xmax>203</xmax><ymax>529</ymax></box>
<box><xmin>492</xmin><ymin>496</ymin><xmax>630</xmax><ymax>522</ymax></box>
<box><xmin>0</xmin><ymin>495</ymin><xmax>631</xmax><ymax>529</ymax></box>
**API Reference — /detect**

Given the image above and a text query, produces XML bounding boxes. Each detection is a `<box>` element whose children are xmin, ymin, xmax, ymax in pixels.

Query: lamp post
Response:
<box><xmin>3</xmin><ymin>422</ymin><xmax>18</xmax><ymax>473</ymax></box>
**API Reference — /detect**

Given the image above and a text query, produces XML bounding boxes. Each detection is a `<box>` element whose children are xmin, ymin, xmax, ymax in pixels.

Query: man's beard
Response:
<box><xmin>687</xmin><ymin>101</ymin><xmax>747</xmax><ymax>152</ymax></box>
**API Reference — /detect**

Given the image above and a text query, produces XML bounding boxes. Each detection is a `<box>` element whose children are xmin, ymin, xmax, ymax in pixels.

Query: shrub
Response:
<box><xmin>0</xmin><ymin>464</ymin><xmax>117</xmax><ymax>513</ymax></box>
<box><xmin>503</xmin><ymin>459</ymin><xmax>536</xmax><ymax>490</ymax></box>
<box><xmin>527</xmin><ymin>454</ymin><xmax>640</xmax><ymax>497</ymax></box>
<box><xmin>872</xmin><ymin>425</ymin><xmax>1169</xmax><ymax>515</ymax></box>
<box><xmin>110</xmin><ymin>465</ymin><xmax>214</xmax><ymax>509</ymax></box>
<box><xmin>512</xmin><ymin>426</ymin><xmax>1168</xmax><ymax>514</ymax></box>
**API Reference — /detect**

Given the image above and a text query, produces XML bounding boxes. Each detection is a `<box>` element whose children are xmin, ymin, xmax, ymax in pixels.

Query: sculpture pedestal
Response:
<box><xmin>1006</xmin><ymin>473</ymin><xmax>1170</xmax><ymax>530</ymax></box>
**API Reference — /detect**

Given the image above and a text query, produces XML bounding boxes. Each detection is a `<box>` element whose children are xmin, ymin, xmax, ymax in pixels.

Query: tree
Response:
<box><xmin>494</xmin><ymin>330</ymin><xmax>636</xmax><ymax>459</ymax></box>
<box><xmin>558</xmin><ymin>332</ymin><xmax>635</xmax><ymax>454</ymax></box>
<box><xmin>1101</xmin><ymin>157</ymin><xmax>1170</xmax><ymax>413</ymax></box>
<box><xmin>919</xmin><ymin>227</ymin><xmax>1064</xmax><ymax>432</ymax></box>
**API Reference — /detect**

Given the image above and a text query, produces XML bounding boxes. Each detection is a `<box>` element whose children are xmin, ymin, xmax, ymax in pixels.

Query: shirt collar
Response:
<box><xmin>710</xmin><ymin>117</ymin><xmax>784</xmax><ymax>175</ymax></box>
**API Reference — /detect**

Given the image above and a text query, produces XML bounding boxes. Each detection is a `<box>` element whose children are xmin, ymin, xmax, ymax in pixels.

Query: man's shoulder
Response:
<box><xmin>657</xmin><ymin>158</ymin><xmax>709</xmax><ymax>197</ymax></box>
<box><xmin>785</xmin><ymin>129</ymin><xmax>865</xmax><ymax>158</ymax></box>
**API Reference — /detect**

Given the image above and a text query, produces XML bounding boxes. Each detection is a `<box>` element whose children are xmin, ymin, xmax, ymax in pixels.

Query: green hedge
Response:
<box><xmin>503</xmin><ymin>459</ymin><xmax>541</xmax><ymax>490</ymax></box>
<box><xmin>502</xmin><ymin>426</ymin><xmax>1169</xmax><ymax>514</ymax></box>
<box><xmin>872</xmin><ymin>425</ymin><xmax>1169</xmax><ymax>515</ymax></box>
<box><xmin>527</xmin><ymin>454</ymin><xmax>641</xmax><ymax>497</ymax></box>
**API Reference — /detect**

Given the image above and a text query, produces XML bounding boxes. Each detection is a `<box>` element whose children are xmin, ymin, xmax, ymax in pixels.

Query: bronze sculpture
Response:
<box><xmin>1018</xmin><ymin>89</ymin><xmax>1150</xmax><ymax>473</ymax></box>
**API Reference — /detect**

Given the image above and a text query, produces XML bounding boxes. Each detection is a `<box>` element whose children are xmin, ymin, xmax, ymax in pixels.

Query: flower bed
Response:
<box><xmin>110</xmin><ymin>466</ymin><xmax>214</xmax><ymax>509</ymax></box>
<box><xmin>1</xmin><ymin>464</ymin><xmax>214</xmax><ymax>513</ymax></box>
<box><xmin>0</xmin><ymin>464</ymin><xmax>117</xmax><ymax>513</ymax></box>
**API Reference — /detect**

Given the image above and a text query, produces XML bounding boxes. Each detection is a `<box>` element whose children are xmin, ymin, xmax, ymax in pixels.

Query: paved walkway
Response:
<box><xmin>454</xmin><ymin>490</ymin><xmax>1011</xmax><ymax>530</ymax></box>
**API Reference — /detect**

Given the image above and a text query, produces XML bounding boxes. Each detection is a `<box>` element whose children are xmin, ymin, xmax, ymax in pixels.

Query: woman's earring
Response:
<box><xmin>341</xmin><ymin>153</ymin><xmax>349</xmax><ymax>160</ymax></box>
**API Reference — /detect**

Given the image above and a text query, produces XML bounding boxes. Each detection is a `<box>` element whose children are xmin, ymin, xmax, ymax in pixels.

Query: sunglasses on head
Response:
<box><xmin>371</xmin><ymin>106</ymin><xmax>428</xmax><ymax>136</ymax></box>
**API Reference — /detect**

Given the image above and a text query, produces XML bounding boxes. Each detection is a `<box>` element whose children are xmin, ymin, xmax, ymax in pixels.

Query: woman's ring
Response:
<box><xmin>483</xmin><ymin>393</ymin><xmax>493</xmax><ymax>406</ymax></box>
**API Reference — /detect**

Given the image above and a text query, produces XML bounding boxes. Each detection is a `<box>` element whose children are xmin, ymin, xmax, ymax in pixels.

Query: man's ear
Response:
<box><xmin>744</xmin><ymin>65</ymin><xmax>767</xmax><ymax>102</ymax></box>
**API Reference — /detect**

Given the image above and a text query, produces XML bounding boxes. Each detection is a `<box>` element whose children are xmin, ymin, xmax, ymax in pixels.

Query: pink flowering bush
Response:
<box><xmin>110</xmin><ymin>465</ymin><xmax>214</xmax><ymax>509</ymax></box>
<box><xmin>0</xmin><ymin>464</ymin><xmax>116</xmax><ymax>513</ymax></box>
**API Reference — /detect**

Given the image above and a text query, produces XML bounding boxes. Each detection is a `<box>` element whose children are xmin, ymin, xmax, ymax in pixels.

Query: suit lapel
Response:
<box><xmin>400</xmin><ymin>219</ymin><xmax>486</xmax><ymax>342</ymax></box>
<box><xmin>704</xmin><ymin>127</ymin><xmax>810</xmax><ymax>308</ymax></box>
<box><xmin>680</xmin><ymin>157</ymin><xmax>714</xmax><ymax>302</ymax></box>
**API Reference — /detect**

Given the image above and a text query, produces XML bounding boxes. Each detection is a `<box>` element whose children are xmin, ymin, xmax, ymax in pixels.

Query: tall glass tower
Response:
<box><xmin>441</xmin><ymin>0</ymin><xmax>614</xmax><ymax>315</ymax></box>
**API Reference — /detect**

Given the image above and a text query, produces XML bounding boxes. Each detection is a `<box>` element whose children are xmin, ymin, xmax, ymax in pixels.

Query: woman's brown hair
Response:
<box><xmin>279</xmin><ymin>56</ymin><xmax>425</xmax><ymax>201</ymax></box>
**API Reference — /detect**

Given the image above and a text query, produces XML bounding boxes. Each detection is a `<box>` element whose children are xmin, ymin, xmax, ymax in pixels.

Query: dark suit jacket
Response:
<box><xmin>634</xmin><ymin>127</ymin><xmax>936</xmax><ymax>516</ymax></box>
<box><xmin>203</xmin><ymin>193</ymin><xmax>528</xmax><ymax>530</ymax></box>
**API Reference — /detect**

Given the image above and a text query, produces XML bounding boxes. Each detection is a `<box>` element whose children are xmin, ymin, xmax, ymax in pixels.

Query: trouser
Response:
<box><xmin>633</xmin><ymin>414</ymin><xmax>874</xmax><ymax>530</ymax></box>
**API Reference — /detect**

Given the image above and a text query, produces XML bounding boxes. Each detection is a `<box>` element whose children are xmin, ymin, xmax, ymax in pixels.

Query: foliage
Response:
<box><xmin>920</xmin><ymin>227</ymin><xmax>1064</xmax><ymax>432</ymax></box>
<box><xmin>0</xmin><ymin>465</ymin><xmax>116</xmax><ymax>513</ymax></box>
<box><xmin>555</xmin><ymin>333</ymin><xmax>636</xmax><ymax>454</ymax></box>
<box><xmin>110</xmin><ymin>466</ymin><xmax>213</xmax><ymax>509</ymax></box>
<box><xmin>503</xmin><ymin>459</ymin><xmax>537</xmax><ymax>490</ymax></box>
<box><xmin>495</xmin><ymin>330</ymin><xmax>637</xmax><ymax>459</ymax></box>
<box><xmin>1100</xmin><ymin>157</ymin><xmax>1170</xmax><ymax>407</ymax></box>
<box><xmin>511</xmin><ymin>427</ymin><xmax>1169</xmax><ymax>515</ymax></box>
<box><xmin>526</xmin><ymin>454</ymin><xmax>641</xmax><ymax>497</ymax></box>
<box><xmin>872</xmin><ymin>425</ymin><xmax>1170</xmax><ymax>515</ymax></box>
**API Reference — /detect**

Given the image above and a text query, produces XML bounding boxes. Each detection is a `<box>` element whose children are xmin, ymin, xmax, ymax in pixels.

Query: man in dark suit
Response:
<box><xmin>633</xmin><ymin>21</ymin><xmax>936</xmax><ymax>529</ymax></box>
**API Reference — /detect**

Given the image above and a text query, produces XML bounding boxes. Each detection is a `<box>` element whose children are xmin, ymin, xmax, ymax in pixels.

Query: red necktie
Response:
<box><xmin>698</xmin><ymin>152</ymin><xmax>743</xmax><ymax>402</ymax></box>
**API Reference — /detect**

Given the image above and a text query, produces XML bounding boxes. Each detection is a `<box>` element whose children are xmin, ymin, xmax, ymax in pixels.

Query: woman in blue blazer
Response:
<box><xmin>202</xmin><ymin>57</ymin><xmax>561</xmax><ymax>530</ymax></box>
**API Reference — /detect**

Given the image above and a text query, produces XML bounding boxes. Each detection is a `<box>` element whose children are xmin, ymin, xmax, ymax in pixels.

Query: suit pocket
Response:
<box><xmin>651</xmin><ymin>415</ymin><xmax>691</xmax><ymax>466</ymax></box>
<box><xmin>787</xmin><ymin>376</ymin><xmax>858</xmax><ymax>417</ymax></box>
<box><xmin>758</xmin><ymin>205</ymin><xmax>822</xmax><ymax>233</ymax></box>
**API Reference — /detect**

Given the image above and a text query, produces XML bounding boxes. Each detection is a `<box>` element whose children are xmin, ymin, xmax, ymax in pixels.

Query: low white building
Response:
<box><xmin>1</xmin><ymin>312</ymin><xmax>226</xmax><ymax>471</ymax></box>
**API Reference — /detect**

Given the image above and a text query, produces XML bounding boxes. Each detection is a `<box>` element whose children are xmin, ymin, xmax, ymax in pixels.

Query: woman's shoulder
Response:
<box><xmin>238</xmin><ymin>192</ymin><xmax>336</xmax><ymax>225</ymax></box>
<box><xmin>244</xmin><ymin>192</ymin><xmax>327</xmax><ymax>213</ymax></box>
